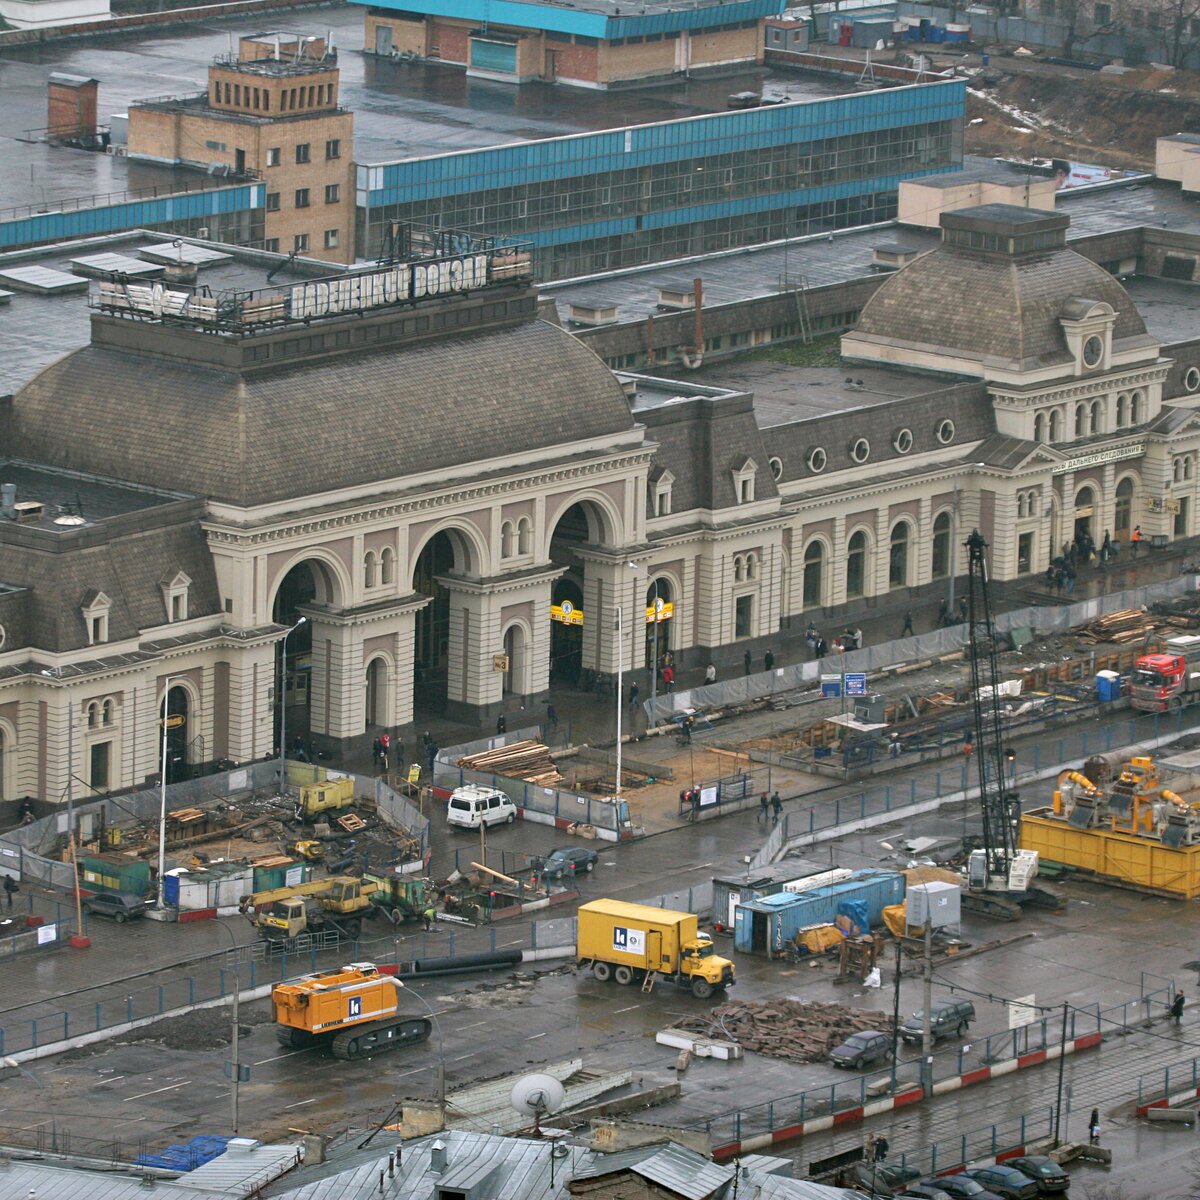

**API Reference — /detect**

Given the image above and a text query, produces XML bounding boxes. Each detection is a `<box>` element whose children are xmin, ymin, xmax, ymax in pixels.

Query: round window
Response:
<box><xmin>1082</xmin><ymin>335</ymin><xmax>1104</xmax><ymax>368</ymax></box>
<box><xmin>850</xmin><ymin>437</ymin><xmax>871</xmax><ymax>464</ymax></box>
<box><xmin>893</xmin><ymin>428</ymin><xmax>913</xmax><ymax>454</ymax></box>
<box><xmin>936</xmin><ymin>418</ymin><xmax>956</xmax><ymax>445</ymax></box>
<box><xmin>1185</xmin><ymin>367</ymin><xmax>1200</xmax><ymax>394</ymax></box>
<box><xmin>807</xmin><ymin>447</ymin><xmax>827</xmax><ymax>474</ymax></box>
<box><xmin>769</xmin><ymin>456</ymin><xmax>784</xmax><ymax>481</ymax></box>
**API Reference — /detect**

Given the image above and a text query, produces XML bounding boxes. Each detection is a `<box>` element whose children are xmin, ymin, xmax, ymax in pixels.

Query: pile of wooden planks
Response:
<box><xmin>675</xmin><ymin>999</ymin><xmax>893</xmax><ymax>1064</ymax></box>
<box><xmin>1078</xmin><ymin>608</ymin><xmax>1154</xmax><ymax>644</ymax></box>
<box><xmin>456</xmin><ymin>739</ymin><xmax>563</xmax><ymax>786</ymax></box>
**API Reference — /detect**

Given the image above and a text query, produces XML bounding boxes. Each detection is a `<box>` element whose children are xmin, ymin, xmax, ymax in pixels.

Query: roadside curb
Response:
<box><xmin>710</xmin><ymin>1029</ymin><xmax>1102</xmax><ymax>1159</ymax></box>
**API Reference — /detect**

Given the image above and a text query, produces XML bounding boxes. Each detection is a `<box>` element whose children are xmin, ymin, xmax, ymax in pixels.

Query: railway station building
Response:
<box><xmin>2</xmin><ymin>203</ymin><xmax>1199</xmax><ymax>805</ymax></box>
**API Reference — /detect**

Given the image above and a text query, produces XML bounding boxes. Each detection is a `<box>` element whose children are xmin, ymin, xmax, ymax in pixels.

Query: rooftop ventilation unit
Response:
<box><xmin>567</xmin><ymin>301</ymin><xmax>619</xmax><ymax>327</ymax></box>
<box><xmin>13</xmin><ymin>501</ymin><xmax>44</xmax><ymax>524</ymax></box>
<box><xmin>657</xmin><ymin>286</ymin><xmax>696</xmax><ymax>311</ymax></box>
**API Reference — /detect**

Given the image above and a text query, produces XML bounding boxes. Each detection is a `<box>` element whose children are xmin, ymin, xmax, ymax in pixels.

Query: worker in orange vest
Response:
<box><xmin>1131</xmin><ymin>525</ymin><xmax>1142</xmax><ymax>557</ymax></box>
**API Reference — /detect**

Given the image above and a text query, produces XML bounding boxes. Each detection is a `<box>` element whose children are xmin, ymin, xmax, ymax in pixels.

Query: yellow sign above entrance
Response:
<box><xmin>645</xmin><ymin>599</ymin><xmax>674</xmax><ymax>624</ymax></box>
<box><xmin>551</xmin><ymin>600</ymin><xmax>583</xmax><ymax>626</ymax></box>
<box><xmin>159</xmin><ymin>714</ymin><xmax>186</xmax><ymax>729</ymax></box>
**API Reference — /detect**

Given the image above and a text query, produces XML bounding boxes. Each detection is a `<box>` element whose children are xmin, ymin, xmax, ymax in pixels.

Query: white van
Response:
<box><xmin>446</xmin><ymin>784</ymin><xmax>517</xmax><ymax>829</ymax></box>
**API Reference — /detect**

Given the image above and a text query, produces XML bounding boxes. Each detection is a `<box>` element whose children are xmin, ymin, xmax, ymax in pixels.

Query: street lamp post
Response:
<box><xmin>615</xmin><ymin>605</ymin><xmax>624</xmax><ymax>796</ymax></box>
<box><xmin>626</xmin><ymin>561</ymin><xmax>660</xmax><ymax>718</ymax></box>
<box><xmin>278</xmin><ymin>617</ymin><xmax>307</xmax><ymax>800</ymax></box>
<box><xmin>214</xmin><ymin>922</ymin><xmax>243</xmax><ymax>1134</ymax></box>
<box><xmin>157</xmin><ymin>676</ymin><xmax>172</xmax><ymax>911</ymax></box>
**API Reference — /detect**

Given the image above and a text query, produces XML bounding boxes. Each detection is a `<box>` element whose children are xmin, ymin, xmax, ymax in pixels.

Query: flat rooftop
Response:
<box><xmin>0</xmin><ymin>5</ymin><xmax>842</xmax><ymax>213</ymax></box>
<box><xmin>0</xmin><ymin>234</ymin><xmax>316</xmax><ymax>396</ymax></box>
<box><xmin>0</xmin><ymin>460</ymin><xmax>192</xmax><ymax>531</ymax></box>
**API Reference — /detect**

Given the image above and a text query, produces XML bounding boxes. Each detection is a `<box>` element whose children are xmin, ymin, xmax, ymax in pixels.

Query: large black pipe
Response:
<box><xmin>391</xmin><ymin>948</ymin><xmax>523</xmax><ymax>979</ymax></box>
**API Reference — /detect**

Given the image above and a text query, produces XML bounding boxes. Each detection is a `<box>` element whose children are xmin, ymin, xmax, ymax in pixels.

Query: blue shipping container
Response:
<box><xmin>734</xmin><ymin>870</ymin><xmax>905</xmax><ymax>956</ymax></box>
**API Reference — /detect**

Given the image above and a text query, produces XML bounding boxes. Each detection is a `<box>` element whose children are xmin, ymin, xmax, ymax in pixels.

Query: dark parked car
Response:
<box><xmin>848</xmin><ymin>1161</ymin><xmax>922</xmax><ymax>1196</ymax></box>
<box><xmin>539</xmin><ymin>847</ymin><xmax>599</xmax><ymax>879</ymax></box>
<box><xmin>963</xmin><ymin>1166</ymin><xmax>1039</xmax><ymax>1200</ymax></box>
<box><xmin>1004</xmin><ymin>1158</ymin><xmax>1070</xmax><ymax>1195</ymax></box>
<box><xmin>902</xmin><ymin>1185</ymin><xmax>954</xmax><ymax>1200</ymax></box>
<box><xmin>830</xmin><ymin>1029</ymin><xmax>893</xmax><ymax>1069</ymax></box>
<box><xmin>82</xmin><ymin>892</ymin><xmax>148</xmax><ymax>923</ymax></box>
<box><xmin>934</xmin><ymin>1176</ymin><xmax>1004</xmax><ymax>1200</ymax></box>
<box><xmin>899</xmin><ymin>999</ymin><xmax>976</xmax><ymax>1044</ymax></box>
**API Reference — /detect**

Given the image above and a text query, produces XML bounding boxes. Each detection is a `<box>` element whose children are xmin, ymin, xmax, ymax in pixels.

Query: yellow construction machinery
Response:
<box><xmin>240</xmin><ymin>876</ymin><xmax>372</xmax><ymax>940</ymax></box>
<box><xmin>272</xmin><ymin>962</ymin><xmax>432</xmax><ymax>1061</ymax></box>
<box><xmin>295</xmin><ymin>778</ymin><xmax>356</xmax><ymax>822</ymax></box>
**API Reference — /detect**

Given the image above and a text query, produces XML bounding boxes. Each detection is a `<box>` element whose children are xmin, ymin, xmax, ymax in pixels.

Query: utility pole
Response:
<box><xmin>920</xmin><ymin>919</ymin><xmax>933</xmax><ymax>1097</ymax></box>
<box><xmin>889</xmin><ymin>938</ymin><xmax>902</xmax><ymax>1095</ymax></box>
<box><xmin>1053</xmin><ymin>1001</ymin><xmax>1069</xmax><ymax>1145</ymax></box>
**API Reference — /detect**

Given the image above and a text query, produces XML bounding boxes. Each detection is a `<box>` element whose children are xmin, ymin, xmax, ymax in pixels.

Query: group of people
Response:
<box><xmin>757</xmin><ymin>790</ymin><xmax>784</xmax><ymax>824</ymax></box>
<box><xmin>371</xmin><ymin>730</ymin><xmax>439</xmax><ymax>776</ymax></box>
<box><xmin>804</xmin><ymin>623</ymin><xmax>862</xmax><ymax>659</ymax></box>
<box><xmin>936</xmin><ymin>596</ymin><xmax>970</xmax><ymax>628</ymax></box>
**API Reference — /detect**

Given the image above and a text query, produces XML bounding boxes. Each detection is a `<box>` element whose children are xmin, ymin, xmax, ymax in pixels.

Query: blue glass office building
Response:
<box><xmin>355</xmin><ymin>80</ymin><xmax>965</xmax><ymax>279</ymax></box>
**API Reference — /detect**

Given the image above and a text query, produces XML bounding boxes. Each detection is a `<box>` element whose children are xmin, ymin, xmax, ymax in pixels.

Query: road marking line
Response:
<box><xmin>457</xmin><ymin>1020</ymin><xmax>488</xmax><ymax>1030</ymax></box>
<box><xmin>614</xmin><ymin>1005</ymin><xmax>642</xmax><ymax>1013</ymax></box>
<box><xmin>451</xmin><ymin>1053</ymin><xmax>477</xmax><ymax>1062</ymax></box>
<box><xmin>253</xmin><ymin>1049</ymin><xmax>310</xmax><ymax>1065</ymax></box>
<box><xmin>123</xmin><ymin>1081</ymin><xmax>190</xmax><ymax>1102</ymax></box>
<box><xmin>501</xmin><ymin>940</ymin><xmax>524</xmax><ymax>946</ymax></box>
<box><xmin>526</xmin><ymin>1032</ymin><xmax>547</xmax><ymax>1041</ymax></box>
<box><xmin>99</xmin><ymin>1076</ymin><xmax>127</xmax><ymax>1084</ymax></box>
<box><xmin>394</xmin><ymin>1067</ymin><xmax>428</xmax><ymax>1079</ymax></box>
<box><xmin>284</xmin><ymin>1098</ymin><xmax>318</xmax><ymax>1110</ymax></box>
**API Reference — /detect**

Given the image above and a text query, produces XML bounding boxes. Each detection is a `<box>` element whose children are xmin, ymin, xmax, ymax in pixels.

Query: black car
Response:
<box><xmin>963</xmin><ymin>1166</ymin><xmax>1039</xmax><ymax>1200</ymax></box>
<box><xmin>935</xmin><ymin>1176</ymin><xmax>1004</xmax><ymax>1200</ymax></box>
<box><xmin>902</xmin><ymin>1185</ymin><xmax>954</xmax><ymax>1200</ymax></box>
<box><xmin>829</xmin><ymin>1029</ymin><xmax>893</xmax><ymax>1069</ymax></box>
<box><xmin>82</xmin><ymin>892</ymin><xmax>148</xmax><ymax>923</ymax></box>
<box><xmin>899</xmin><ymin>999</ymin><xmax>976</xmax><ymax>1044</ymax></box>
<box><xmin>539</xmin><ymin>847</ymin><xmax>599</xmax><ymax>879</ymax></box>
<box><xmin>1004</xmin><ymin>1157</ymin><xmax>1070</xmax><ymax>1195</ymax></box>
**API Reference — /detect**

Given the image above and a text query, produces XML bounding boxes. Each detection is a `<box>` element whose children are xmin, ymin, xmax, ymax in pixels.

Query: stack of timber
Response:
<box><xmin>1077</xmin><ymin>608</ymin><xmax>1155</xmax><ymax>644</ymax></box>
<box><xmin>456</xmin><ymin>739</ymin><xmax>563</xmax><ymax>786</ymax></box>
<box><xmin>674</xmin><ymin>1000</ymin><xmax>893</xmax><ymax>1064</ymax></box>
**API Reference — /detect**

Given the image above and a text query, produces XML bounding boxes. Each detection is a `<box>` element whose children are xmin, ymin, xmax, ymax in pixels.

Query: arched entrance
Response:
<box><xmin>503</xmin><ymin>625</ymin><xmax>527</xmax><ymax>696</ymax></box>
<box><xmin>364</xmin><ymin>657</ymin><xmax>390</xmax><ymax>729</ymax></box>
<box><xmin>547</xmin><ymin>499</ymin><xmax>618</xmax><ymax>685</ymax></box>
<box><xmin>164</xmin><ymin>684</ymin><xmax>190</xmax><ymax>784</ymax></box>
<box><xmin>1074</xmin><ymin>485</ymin><xmax>1097</xmax><ymax>544</ymax></box>
<box><xmin>889</xmin><ymin>521</ymin><xmax>911</xmax><ymax>589</ymax></box>
<box><xmin>272</xmin><ymin>561</ymin><xmax>330</xmax><ymax>754</ymax></box>
<box><xmin>643</xmin><ymin>578</ymin><xmax>673</xmax><ymax>671</ymax></box>
<box><xmin>802</xmin><ymin>541</ymin><xmax>824</xmax><ymax>609</ymax></box>
<box><xmin>550</xmin><ymin>578</ymin><xmax>584</xmax><ymax>684</ymax></box>
<box><xmin>1115</xmin><ymin>477</ymin><xmax>1134</xmax><ymax>539</ymax></box>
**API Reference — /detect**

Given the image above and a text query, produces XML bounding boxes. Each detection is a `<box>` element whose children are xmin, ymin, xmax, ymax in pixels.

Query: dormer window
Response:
<box><xmin>650</xmin><ymin>469</ymin><xmax>675</xmax><ymax>517</ymax></box>
<box><xmin>732</xmin><ymin>459</ymin><xmax>757</xmax><ymax>505</ymax></box>
<box><xmin>1060</xmin><ymin>298</ymin><xmax>1115</xmax><ymax>375</ymax></box>
<box><xmin>160</xmin><ymin>571</ymin><xmax>192</xmax><ymax>623</ymax></box>
<box><xmin>81</xmin><ymin>590</ymin><xmax>112</xmax><ymax>645</ymax></box>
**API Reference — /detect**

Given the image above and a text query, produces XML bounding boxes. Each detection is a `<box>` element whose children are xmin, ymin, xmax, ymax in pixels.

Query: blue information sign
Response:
<box><xmin>846</xmin><ymin>673</ymin><xmax>868</xmax><ymax>696</ymax></box>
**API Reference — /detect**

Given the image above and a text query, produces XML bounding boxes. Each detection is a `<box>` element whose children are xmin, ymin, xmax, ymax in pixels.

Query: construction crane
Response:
<box><xmin>962</xmin><ymin>529</ymin><xmax>1060</xmax><ymax>920</ymax></box>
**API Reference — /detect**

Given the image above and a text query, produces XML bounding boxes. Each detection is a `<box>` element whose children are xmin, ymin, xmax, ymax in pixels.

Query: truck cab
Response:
<box><xmin>1132</xmin><ymin>648</ymin><xmax>1197</xmax><ymax>712</ymax></box>
<box><xmin>679</xmin><ymin>933</ymin><xmax>735</xmax><ymax>988</ymax></box>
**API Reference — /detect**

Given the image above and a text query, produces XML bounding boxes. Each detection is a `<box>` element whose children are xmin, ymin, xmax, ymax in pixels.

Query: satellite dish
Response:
<box><xmin>510</xmin><ymin>1074</ymin><xmax>565</xmax><ymax>1133</ymax></box>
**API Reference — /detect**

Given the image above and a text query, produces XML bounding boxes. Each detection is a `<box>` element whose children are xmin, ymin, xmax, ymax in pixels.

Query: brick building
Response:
<box><xmin>128</xmin><ymin>33</ymin><xmax>355</xmax><ymax>263</ymax></box>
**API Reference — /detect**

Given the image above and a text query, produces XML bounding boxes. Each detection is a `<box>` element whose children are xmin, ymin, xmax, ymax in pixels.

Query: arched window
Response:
<box><xmin>802</xmin><ymin>541</ymin><xmax>824</xmax><ymax>608</ymax></box>
<box><xmin>0</xmin><ymin>726</ymin><xmax>6</xmax><ymax>802</ymax></box>
<box><xmin>846</xmin><ymin>531</ymin><xmax>868</xmax><ymax>599</ymax></box>
<box><xmin>1049</xmin><ymin>410</ymin><xmax>1063</xmax><ymax>442</ymax></box>
<box><xmin>1090</xmin><ymin>400</ymin><xmax>1104</xmax><ymax>435</ymax></box>
<box><xmin>1115</xmin><ymin>476</ymin><xmax>1134</xmax><ymax>537</ymax></box>
<box><xmin>102</xmin><ymin>699</ymin><xmax>115</xmax><ymax>726</ymax></box>
<box><xmin>1131</xmin><ymin>391</ymin><xmax>1144</xmax><ymax>425</ymax></box>
<box><xmin>517</xmin><ymin>517</ymin><xmax>532</xmax><ymax>556</ymax></box>
<box><xmin>1033</xmin><ymin>413</ymin><xmax>1047</xmax><ymax>443</ymax></box>
<box><xmin>363</xmin><ymin>550</ymin><xmax>377</xmax><ymax>589</ymax></box>
<box><xmin>1075</xmin><ymin>404</ymin><xmax>1088</xmax><ymax>438</ymax></box>
<box><xmin>931</xmin><ymin>512</ymin><xmax>952</xmax><ymax>579</ymax></box>
<box><xmin>87</xmin><ymin>702</ymin><xmax>99</xmax><ymax>729</ymax></box>
<box><xmin>1116</xmin><ymin>394</ymin><xmax>1128</xmax><ymax>427</ymax></box>
<box><xmin>500</xmin><ymin>521</ymin><xmax>514</xmax><ymax>559</ymax></box>
<box><xmin>733</xmin><ymin>555</ymin><xmax>745</xmax><ymax>583</ymax></box>
<box><xmin>380</xmin><ymin>547</ymin><xmax>395</xmax><ymax>585</ymax></box>
<box><xmin>889</xmin><ymin>521</ymin><xmax>911</xmax><ymax>589</ymax></box>
<box><xmin>745</xmin><ymin>553</ymin><xmax>758</xmax><ymax>581</ymax></box>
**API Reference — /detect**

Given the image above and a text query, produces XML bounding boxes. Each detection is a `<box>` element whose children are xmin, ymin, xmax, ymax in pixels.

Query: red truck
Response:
<box><xmin>1131</xmin><ymin>634</ymin><xmax>1200</xmax><ymax>712</ymax></box>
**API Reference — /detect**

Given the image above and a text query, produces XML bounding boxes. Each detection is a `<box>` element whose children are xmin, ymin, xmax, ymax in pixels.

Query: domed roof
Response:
<box><xmin>848</xmin><ymin>205</ymin><xmax>1151</xmax><ymax>374</ymax></box>
<box><xmin>11</xmin><ymin>316</ymin><xmax>637</xmax><ymax>507</ymax></box>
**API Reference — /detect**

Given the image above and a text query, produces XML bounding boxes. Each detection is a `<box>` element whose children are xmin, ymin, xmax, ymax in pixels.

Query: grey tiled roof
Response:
<box><xmin>11</xmin><ymin>320</ymin><xmax>636</xmax><ymax>508</ymax></box>
<box><xmin>853</xmin><ymin>244</ymin><xmax>1149</xmax><ymax>371</ymax></box>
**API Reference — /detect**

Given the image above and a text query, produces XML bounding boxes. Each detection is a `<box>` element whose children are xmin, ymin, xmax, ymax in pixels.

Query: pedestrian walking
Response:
<box><xmin>815</xmin><ymin>636</ymin><xmax>828</xmax><ymax>659</ymax></box>
<box><xmin>372</xmin><ymin>736</ymin><xmax>382</xmax><ymax>764</ymax></box>
<box><xmin>663</xmin><ymin>664</ymin><xmax>675</xmax><ymax>692</ymax></box>
<box><xmin>629</xmin><ymin>681</ymin><xmax>640</xmax><ymax>710</ymax></box>
<box><xmin>3</xmin><ymin>875</ymin><xmax>16</xmax><ymax>910</ymax></box>
<box><xmin>805</xmin><ymin>621</ymin><xmax>817</xmax><ymax>654</ymax></box>
<box><xmin>546</xmin><ymin>701</ymin><xmax>558</xmax><ymax>730</ymax></box>
<box><xmin>425</xmin><ymin>740</ymin><xmax>438</xmax><ymax>772</ymax></box>
<box><xmin>764</xmin><ymin>648</ymin><xmax>775</xmax><ymax>672</ymax></box>
<box><xmin>1132</xmin><ymin>525</ymin><xmax>1142</xmax><ymax>557</ymax></box>
<box><xmin>1172</xmin><ymin>992</ymin><xmax>1186</xmax><ymax>1024</ymax></box>
<box><xmin>423</xmin><ymin>904</ymin><xmax>436</xmax><ymax>932</ymax></box>
<box><xmin>759</xmin><ymin>792</ymin><xmax>770</xmax><ymax>823</ymax></box>
<box><xmin>937</xmin><ymin>598</ymin><xmax>949</xmax><ymax>628</ymax></box>
<box><xmin>901</xmin><ymin>611</ymin><xmax>914</xmax><ymax>638</ymax></box>
<box><xmin>873</xmin><ymin>1134</ymin><xmax>889</xmax><ymax>1162</ymax></box>
<box><xmin>496</xmin><ymin>712</ymin><xmax>506</xmax><ymax>736</ymax></box>
<box><xmin>770</xmin><ymin>791</ymin><xmax>782</xmax><ymax>824</ymax></box>
<box><xmin>704</xmin><ymin>663</ymin><xmax>717</xmax><ymax>685</ymax></box>
<box><xmin>853</xmin><ymin>627</ymin><xmax>863</xmax><ymax>650</ymax></box>
<box><xmin>957</xmin><ymin>596</ymin><xmax>968</xmax><ymax>624</ymax></box>
<box><xmin>1102</xmin><ymin>530</ymin><xmax>1112</xmax><ymax>562</ymax></box>
<box><xmin>1088</xmin><ymin>1109</ymin><xmax>1101</xmax><ymax>1145</ymax></box>
<box><xmin>743</xmin><ymin>649</ymin><xmax>752</xmax><ymax>676</ymax></box>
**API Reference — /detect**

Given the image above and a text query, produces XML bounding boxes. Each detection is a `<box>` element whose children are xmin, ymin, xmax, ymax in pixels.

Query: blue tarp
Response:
<box><xmin>136</xmin><ymin>1135</ymin><xmax>229</xmax><ymax>1172</ymax></box>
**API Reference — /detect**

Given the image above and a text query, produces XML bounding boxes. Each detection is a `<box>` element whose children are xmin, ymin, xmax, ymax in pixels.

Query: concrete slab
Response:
<box><xmin>68</xmin><ymin>252</ymin><xmax>164</xmax><ymax>279</ymax></box>
<box><xmin>0</xmin><ymin>289</ymin><xmax>11</xmax><ymax>305</ymax></box>
<box><xmin>138</xmin><ymin>242</ymin><xmax>233</xmax><ymax>268</ymax></box>
<box><xmin>0</xmin><ymin>265</ymin><xmax>88</xmax><ymax>294</ymax></box>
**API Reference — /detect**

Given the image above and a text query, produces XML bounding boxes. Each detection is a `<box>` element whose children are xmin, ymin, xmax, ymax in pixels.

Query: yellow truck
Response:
<box><xmin>295</xmin><ymin>778</ymin><xmax>356</xmax><ymax>822</ymax></box>
<box><xmin>577</xmin><ymin>899</ymin><xmax>735</xmax><ymax>998</ymax></box>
